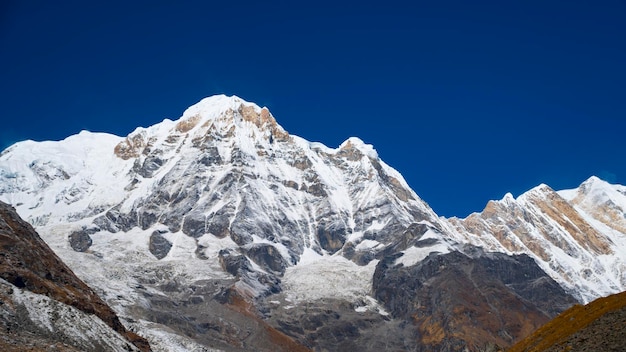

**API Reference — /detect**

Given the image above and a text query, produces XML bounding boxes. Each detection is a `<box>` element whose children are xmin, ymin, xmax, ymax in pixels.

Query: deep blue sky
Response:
<box><xmin>1</xmin><ymin>1</ymin><xmax>625</xmax><ymax>217</ymax></box>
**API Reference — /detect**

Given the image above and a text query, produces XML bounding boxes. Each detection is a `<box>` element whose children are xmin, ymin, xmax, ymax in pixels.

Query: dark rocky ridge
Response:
<box><xmin>264</xmin><ymin>297</ymin><xmax>419</xmax><ymax>351</ymax></box>
<box><xmin>371</xmin><ymin>248</ymin><xmax>577</xmax><ymax>351</ymax></box>
<box><xmin>0</xmin><ymin>201</ymin><xmax>151</xmax><ymax>351</ymax></box>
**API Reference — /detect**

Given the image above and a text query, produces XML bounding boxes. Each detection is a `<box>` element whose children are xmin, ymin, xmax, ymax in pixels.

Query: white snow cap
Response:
<box><xmin>501</xmin><ymin>192</ymin><xmax>515</xmax><ymax>204</ymax></box>
<box><xmin>339</xmin><ymin>137</ymin><xmax>379</xmax><ymax>159</ymax></box>
<box><xmin>181</xmin><ymin>94</ymin><xmax>259</xmax><ymax>119</ymax></box>
<box><xmin>580</xmin><ymin>175</ymin><xmax>606</xmax><ymax>192</ymax></box>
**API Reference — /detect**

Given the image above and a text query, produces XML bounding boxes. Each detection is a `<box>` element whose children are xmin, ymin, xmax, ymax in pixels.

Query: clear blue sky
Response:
<box><xmin>1</xmin><ymin>1</ymin><xmax>625</xmax><ymax>217</ymax></box>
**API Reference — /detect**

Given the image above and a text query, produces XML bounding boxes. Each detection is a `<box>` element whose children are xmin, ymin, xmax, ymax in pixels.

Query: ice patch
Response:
<box><xmin>353</xmin><ymin>295</ymin><xmax>389</xmax><ymax>315</ymax></box>
<box><xmin>395</xmin><ymin>243</ymin><xmax>451</xmax><ymax>267</ymax></box>
<box><xmin>395</xmin><ymin>230</ymin><xmax>451</xmax><ymax>267</ymax></box>
<box><xmin>355</xmin><ymin>239</ymin><xmax>381</xmax><ymax>250</ymax></box>
<box><xmin>282</xmin><ymin>254</ymin><xmax>378</xmax><ymax>303</ymax></box>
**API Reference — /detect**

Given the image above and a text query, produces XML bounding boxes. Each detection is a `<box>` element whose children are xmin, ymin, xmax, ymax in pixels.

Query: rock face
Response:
<box><xmin>264</xmin><ymin>297</ymin><xmax>417</xmax><ymax>352</ymax></box>
<box><xmin>0</xmin><ymin>201</ymin><xmax>150</xmax><ymax>352</ymax></box>
<box><xmin>0</xmin><ymin>95</ymin><xmax>625</xmax><ymax>351</ymax></box>
<box><xmin>68</xmin><ymin>227</ymin><xmax>95</xmax><ymax>252</ymax></box>
<box><xmin>148</xmin><ymin>230</ymin><xmax>172</xmax><ymax>259</ymax></box>
<box><xmin>372</xmin><ymin>249</ymin><xmax>577</xmax><ymax>351</ymax></box>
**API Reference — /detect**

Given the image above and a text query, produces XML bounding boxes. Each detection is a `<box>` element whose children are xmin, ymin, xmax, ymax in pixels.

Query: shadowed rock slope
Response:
<box><xmin>263</xmin><ymin>247</ymin><xmax>577</xmax><ymax>352</ymax></box>
<box><xmin>0</xmin><ymin>201</ymin><xmax>151</xmax><ymax>351</ymax></box>
<box><xmin>509</xmin><ymin>290</ymin><xmax>626</xmax><ymax>352</ymax></box>
<box><xmin>371</xmin><ymin>248</ymin><xmax>577</xmax><ymax>351</ymax></box>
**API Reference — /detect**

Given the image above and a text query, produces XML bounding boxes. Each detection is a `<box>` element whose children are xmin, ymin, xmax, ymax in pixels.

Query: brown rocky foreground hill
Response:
<box><xmin>509</xmin><ymin>290</ymin><xmax>626</xmax><ymax>352</ymax></box>
<box><xmin>0</xmin><ymin>201</ymin><xmax>151</xmax><ymax>351</ymax></box>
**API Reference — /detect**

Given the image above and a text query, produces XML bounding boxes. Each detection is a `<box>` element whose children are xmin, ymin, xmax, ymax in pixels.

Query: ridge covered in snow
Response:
<box><xmin>448</xmin><ymin>176</ymin><xmax>626</xmax><ymax>302</ymax></box>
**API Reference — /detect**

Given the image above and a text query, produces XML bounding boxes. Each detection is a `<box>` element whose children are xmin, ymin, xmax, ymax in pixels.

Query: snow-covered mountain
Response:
<box><xmin>448</xmin><ymin>176</ymin><xmax>626</xmax><ymax>303</ymax></box>
<box><xmin>1</xmin><ymin>95</ymin><xmax>624</xmax><ymax>351</ymax></box>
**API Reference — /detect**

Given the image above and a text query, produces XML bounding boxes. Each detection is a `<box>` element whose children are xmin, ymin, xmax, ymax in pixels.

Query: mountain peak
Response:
<box><xmin>114</xmin><ymin>95</ymin><xmax>289</xmax><ymax>160</ymax></box>
<box><xmin>501</xmin><ymin>192</ymin><xmax>516</xmax><ymax>204</ymax></box>
<box><xmin>339</xmin><ymin>137</ymin><xmax>379</xmax><ymax>159</ymax></box>
<box><xmin>585</xmin><ymin>175</ymin><xmax>602</xmax><ymax>183</ymax></box>
<box><xmin>579</xmin><ymin>175</ymin><xmax>608</xmax><ymax>193</ymax></box>
<box><xmin>180</xmin><ymin>95</ymin><xmax>255</xmax><ymax>124</ymax></box>
<box><xmin>523</xmin><ymin>183</ymin><xmax>556</xmax><ymax>199</ymax></box>
<box><xmin>177</xmin><ymin>94</ymin><xmax>283</xmax><ymax>134</ymax></box>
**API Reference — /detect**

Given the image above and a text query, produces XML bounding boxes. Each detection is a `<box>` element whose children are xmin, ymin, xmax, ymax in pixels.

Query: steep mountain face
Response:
<box><xmin>0</xmin><ymin>201</ymin><xmax>150</xmax><ymax>351</ymax></box>
<box><xmin>0</xmin><ymin>95</ymin><xmax>624</xmax><ymax>351</ymax></box>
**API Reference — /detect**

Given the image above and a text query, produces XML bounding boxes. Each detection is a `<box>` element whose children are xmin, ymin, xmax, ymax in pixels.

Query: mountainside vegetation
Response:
<box><xmin>509</xmin><ymin>291</ymin><xmax>626</xmax><ymax>352</ymax></box>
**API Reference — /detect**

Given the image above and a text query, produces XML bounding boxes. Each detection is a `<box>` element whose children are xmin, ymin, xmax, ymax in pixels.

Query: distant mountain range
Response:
<box><xmin>1</xmin><ymin>95</ymin><xmax>624</xmax><ymax>351</ymax></box>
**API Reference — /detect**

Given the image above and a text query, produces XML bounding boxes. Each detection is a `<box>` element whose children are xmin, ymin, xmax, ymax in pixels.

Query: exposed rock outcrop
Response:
<box><xmin>372</xmin><ymin>249</ymin><xmax>577</xmax><ymax>351</ymax></box>
<box><xmin>68</xmin><ymin>228</ymin><xmax>93</xmax><ymax>252</ymax></box>
<box><xmin>148</xmin><ymin>230</ymin><xmax>172</xmax><ymax>259</ymax></box>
